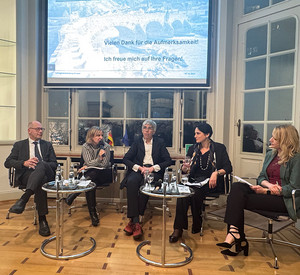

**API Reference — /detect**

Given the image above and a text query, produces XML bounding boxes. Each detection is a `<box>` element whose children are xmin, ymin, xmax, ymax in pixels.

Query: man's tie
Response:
<box><xmin>33</xmin><ymin>141</ymin><xmax>42</xmax><ymax>161</ymax></box>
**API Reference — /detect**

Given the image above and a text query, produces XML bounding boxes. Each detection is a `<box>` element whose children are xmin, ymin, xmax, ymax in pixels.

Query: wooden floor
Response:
<box><xmin>1</xmin><ymin>199</ymin><xmax>300</xmax><ymax>275</ymax></box>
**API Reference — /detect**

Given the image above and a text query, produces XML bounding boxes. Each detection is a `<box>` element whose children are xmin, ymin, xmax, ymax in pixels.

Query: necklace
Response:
<box><xmin>199</xmin><ymin>151</ymin><xmax>211</xmax><ymax>170</ymax></box>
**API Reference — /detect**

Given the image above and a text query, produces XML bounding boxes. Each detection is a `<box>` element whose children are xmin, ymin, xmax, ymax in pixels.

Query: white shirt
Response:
<box><xmin>29</xmin><ymin>138</ymin><xmax>42</xmax><ymax>160</ymax></box>
<box><xmin>132</xmin><ymin>138</ymin><xmax>160</xmax><ymax>172</ymax></box>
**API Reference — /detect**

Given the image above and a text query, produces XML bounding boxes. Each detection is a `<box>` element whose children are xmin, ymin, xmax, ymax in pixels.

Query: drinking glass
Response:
<box><xmin>144</xmin><ymin>170</ymin><xmax>150</xmax><ymax>191</ymax></box>
<box><xmin>80</xmin><ymin>169</ymin><xmax>86</xmax><ymax>181</ymax></box>
<box><xmin>182</xmin><ymin>156</ymin><xmax>192</xmax><ymax>174</ymax></box>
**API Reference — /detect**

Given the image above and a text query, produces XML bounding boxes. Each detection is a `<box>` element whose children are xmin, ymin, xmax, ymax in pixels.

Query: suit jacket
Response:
<box><xmin>257</xmin><ymin>150</ymin><xmax>300</xmax><ymax>221</ymax></box>
<box><xmin>4</xmin><ymin>138</ymin><xmax>57</xmax><ymax>185</ymax></box>
<box><xmin>120</xmin><ymin>136</ymin><xmax>172</xmax><ymax>188</ymax></box>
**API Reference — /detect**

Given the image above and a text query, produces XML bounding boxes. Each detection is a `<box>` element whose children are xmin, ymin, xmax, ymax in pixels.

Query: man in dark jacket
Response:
<box><xmin>121</xmin><ymin>120</ymin><xmax>172</xmax><ymax>240</ymax></box>
<box><xmin>5</xmin><ymin>121</ymin><xmax>57</xmax><ymax>236</ymax></box>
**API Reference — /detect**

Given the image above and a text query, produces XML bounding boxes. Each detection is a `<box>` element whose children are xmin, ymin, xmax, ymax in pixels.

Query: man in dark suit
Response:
<box><xmin>121</xmin><ymin>120</ymin><xmax>172</xmax><ymax>240</ymax></box>
<box><xmin>4</xmin><ymin>121</ymin><xmax>57</xmax><ymax>236</ymax></box>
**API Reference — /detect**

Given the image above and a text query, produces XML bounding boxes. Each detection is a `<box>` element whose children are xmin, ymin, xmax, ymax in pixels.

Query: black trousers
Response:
<box><xmin>126</xmin><ymin>172</ymin><xmax>149</xmax><ymax>218</ymax></box>
<box><xmin>20</xmin><ymin>162</ymin><xmax>55</xmax><ymax>216</ymax></box>
<box><xmin>173</xmin><ymin>184</ymin><xmax>209</xmax><ymax>231</ymax></box>
<box><xmin>224</xmin><ymin>182</ymin><xmax>288</xmax><ymax>234</ymax></box>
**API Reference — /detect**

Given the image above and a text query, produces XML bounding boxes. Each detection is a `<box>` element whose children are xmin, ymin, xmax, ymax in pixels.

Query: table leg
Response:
<box><xmin>41</xmin><ymin>191</ymin><xmax>96</xmax><ymax>260</ymax></box>
<box><xmin>136</xmin><ymin>184</ymin><xmax>193</xmax><ymax>267</ymax></box>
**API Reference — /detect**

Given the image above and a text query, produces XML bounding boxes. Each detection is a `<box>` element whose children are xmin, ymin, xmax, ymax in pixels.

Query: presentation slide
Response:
<box><xmin>46</xmin><ymin>0</ymin><xmax>211</xmax><ymax>86</ymax></box>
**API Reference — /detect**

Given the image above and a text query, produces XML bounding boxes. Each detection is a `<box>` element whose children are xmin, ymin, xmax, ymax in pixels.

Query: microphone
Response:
<box><xmin>99</xmin><ymin>140</ymin><xmax>106</xmax><ymax>157</ymax></box>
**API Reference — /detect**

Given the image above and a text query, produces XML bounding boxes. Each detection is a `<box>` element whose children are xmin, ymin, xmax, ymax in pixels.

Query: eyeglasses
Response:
<box><xmin>143</xmin><ymin>126</ymin><xmax>154</xmax><ymax>130</ymax></box>
<box><xmin>30</xmin><ymin>127</ymin><xmax>45</xmax><ymax>131</ymax></box>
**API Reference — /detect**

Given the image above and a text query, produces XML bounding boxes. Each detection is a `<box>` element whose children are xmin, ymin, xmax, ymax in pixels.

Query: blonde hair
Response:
<box><xmin>272</xmin><ymin>124</ymin><xmax>300</xmax><ymax>165</ymax></box>
<box><xmin>86</xmin><ymin>126</ymin><xmax>103</xmax><ymax>144</ymax></box>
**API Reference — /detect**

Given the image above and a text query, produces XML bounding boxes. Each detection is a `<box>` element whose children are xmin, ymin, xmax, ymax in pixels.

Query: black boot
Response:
<box><xmin>65</xmin><ymin>192</ymin><xmax>81</xmax><ymax>206</ymax></box>
<box><xmin>86</xmin><ymin>189</ymin><xmax>99</xmax><ymax>226</ymax></box>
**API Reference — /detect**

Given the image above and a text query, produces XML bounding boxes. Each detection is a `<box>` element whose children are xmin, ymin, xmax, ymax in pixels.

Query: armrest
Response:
<box><xmin>291</xmin><ymin>189</ymin><xmax>300</xmax><ymax>213</ymax></box>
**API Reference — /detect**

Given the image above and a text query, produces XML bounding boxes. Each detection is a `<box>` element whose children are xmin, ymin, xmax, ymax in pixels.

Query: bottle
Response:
<box><xmin>163</xmin><ymin>168</ymin><xmax>169</xmax><ymax>193</ymax></box>
<box><xmin>68</xmin><ymin>164</ymin><xmax>75</xmax><ymax>187</ymax></box>
<box><xmin>55</xmin><ymin>164</ymin><xmax>61</xmax><ymax>186</ymax></box>
<box><xmin>170</xmin><ymin>171</ymin><xmax>178</xmax><ymax>194</ymax></box>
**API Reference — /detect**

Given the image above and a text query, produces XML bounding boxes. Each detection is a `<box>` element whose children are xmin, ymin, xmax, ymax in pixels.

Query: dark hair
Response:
<box><xmin>195</xmin><ymin>122</ymin><xmax>213</xmax><ymax>138</ymax></box>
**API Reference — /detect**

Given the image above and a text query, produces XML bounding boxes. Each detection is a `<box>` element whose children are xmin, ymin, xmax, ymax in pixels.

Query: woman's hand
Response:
<box><xmin>209</xmin><ymin>171</ymin><xmax>218</xmax><ymax>188</ymax></box>
<box><xmin>251</xmin><ymin>185</ymin><xmax>268</xmax><ymax>194</ymax></box>
<box><xmin>99</xmin><ymin>149</ymin><xmax>106</xmax><ymax>158</ymax></box>
<box><xmin>78</xmin><ymin>165</ymin><xmax>88</xmax><ymax>173</ymax></box>
<box><xmin>181</xmin><ymin>162</ymin><xmax>190</xmax><ymax>174</ymax></box>
<box><xmin>269</xmin><ymin>184</ymin><xmax>282</xmax><ymax>196</ymax></box>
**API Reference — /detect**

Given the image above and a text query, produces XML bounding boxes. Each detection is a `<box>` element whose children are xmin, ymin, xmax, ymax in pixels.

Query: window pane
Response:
<box><xmin>242</xmin><ymin>124</ymin><xmax>263</xmax><ymax>153</ymax></box>
<box><xmin>272</xmin><ymin>0</ymin><xmax>285</xmax><ymax>4</ymax></box>
<box><xmin>245</xmin><ymin>59</ymin><xmax>266</xmax><ymax>89</ymax></box>
<box><xmin>269</xmin><ymin>53</ymin><xmax>294</xmax><ymax>87</ymax></box>
<box><xmin>102</xmin><ymin>91</ymin><xmax>124</xmax><ymax>118</ymax></box>
<box><xmin>184</xmin><ymin>91</ymin><xmax>207</xmax><ymax>119</ymax></box>
<box><xmin>246</xmin><ymin>25</ymin><xmax>267</xmax><ymax>58</ymax></box>
<box><xmin>78</xmin><ymin>119</ymin><xmax>99</xmax><ymax>145</ymax></box>
<box><xmin>183</xmin><ymin>121</ymin><xmax>201</xmax><ymax>146</ymax></box>
<box><xmin>0</xmin><ymin>75</ymin><xmax>16</xmax><ymax>106</ymax></box>
<box><xmin>244</xmin><ymin>92</ymin><xmax>265</xmax><ymax>121</ymax></box>
<box><xmin>48</xmin><ymin>119</ymin><xmax>68</xmax><ymax>145</ymax></box>
<box><xmin>268</xmin><ymin>89</ymin><xmax>293</xmax><ymax>121</ymax></box>
<box><xmin>0</xmin><ymin>107</ymin><xmax>16</xmax><ymax>140</ymax></box>
<box><xmin>155</xmin><ymin>120</ymin><xmax>173</xmax><ymax>147</ymax></box>
<box><xmin>271</xmin><ymin>18</ymin><xmax>296</xmax><ymax>53</ymax></box>
<box><xmin>126</xmin><ymin>91</ymin><xmax>148</xmax><ymax>118</ymax></box>
<box><xmin>126</xmin><ymin>120</ymin><xmax>144</xmax><ymax>146</ymax></box>
<box><xmin>48</xmin><ymin>90</ymin><xmax>69</xmax><ymax>117</ymax></box>
<box><xmin>102</xmin><ymin>119</ymin><xmax>123</xmax><ymax>146</ymax></box>
<box><xmin>244</xmin><ymin>0</ymin><xmax>269</xmax><ymax>14</ymax></box>
<box><xmin>78</xmin><ymin>91</ymin><xmax>100</xmax><ymax>117</ymax></box>
<box><xmin>151</xmin><ymin>91</ymin><xmax>173</xmax><ymax>118</ymax></box>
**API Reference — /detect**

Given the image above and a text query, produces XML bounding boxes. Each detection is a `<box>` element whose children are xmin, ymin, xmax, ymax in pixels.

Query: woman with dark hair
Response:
<box><xmin>169</xmin><ymin>122</ymin><xmax>232</xmax><ymax>242</ymax></box>
<box><xmin>217</xmin><ymin>124</ymin><xmax>300</xmax><ymax>256</ymax></box>
<box><xmin>66</xmin><ymin>126</ymin><xmax>110</xmax><ymax>226</ymax></box>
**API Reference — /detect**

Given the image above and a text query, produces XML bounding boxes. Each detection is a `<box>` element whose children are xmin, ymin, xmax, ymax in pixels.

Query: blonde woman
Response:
<box><xmin>217</xmin><ymin>125</ymin><xmax>300</xmax><ymax>256</ymax></box>
<box><xmin>66</xmin><ymin>126</ymin><xmax>110</xmax><ymax>226</ymax></box>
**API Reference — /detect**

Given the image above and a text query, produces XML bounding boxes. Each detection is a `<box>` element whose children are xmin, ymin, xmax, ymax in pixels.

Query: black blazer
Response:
<box><xmin>121</xmin><ymin>136</ymin><xmax>172</xmax><ymax>188</ymax></box>
<box><xmin>4</xmin><ymin>138</ymin><xmax>58</xmax><ymax>184</ymax></box>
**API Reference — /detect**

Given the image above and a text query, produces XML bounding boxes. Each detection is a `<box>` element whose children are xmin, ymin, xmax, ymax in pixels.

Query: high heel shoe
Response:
<box><xmin>216</xmin><ymin>226</ymin><xmax>240</xmax><ymax>248</ymax></box>
<box><xmin>169</xmin><ymin>229</ymin><xmax>183</xmax><ymax>243</ymax></box>
<box><xmin>221</xmin><ymin>238</ymin><xmax>249</xmax><ymax>256</ymax></box>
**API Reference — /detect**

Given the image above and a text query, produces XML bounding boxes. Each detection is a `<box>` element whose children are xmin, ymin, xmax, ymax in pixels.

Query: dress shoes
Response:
<box><xmin>169</xmin><ymin>229</ymin><xmax>183</xmax><ymax>243</ymax></box>
<box><xmin>124</xmin><ymin>221</ymin><xmax>134</xmax><ymax>235</ymax></box>
<box><xmin>9</xmin><ymin>198</ymin><xmax>27</xmax><ymax>214</ymax></box>
<box><xmin>39</xmin><ymin>219</ymin><xmax>51</xmax><ymax>237</ymax></box>
<box><xmin>192</xmin><ymin>228</ymin><xmax>201</xmax><ymax>234</ymax></box>
<box><xmin>133</xmin><ymin>223</ymin><xmax>143</xmax><ymax>240</ymax></box>
<box><xmin>89</xmin><ymin>211</ymin><xmax>99</xmax><ymax>227</ymax></box>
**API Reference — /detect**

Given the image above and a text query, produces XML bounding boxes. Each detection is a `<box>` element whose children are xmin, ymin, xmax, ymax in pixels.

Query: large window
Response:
<box><xmin>45</xmin><ymin>89</ymin><xmax>208</xmax><ymax>153</ymax></box>
<box><xmin>242</xmin><ymin>17</ymin><xmax>296</xmax><ymax>154</ymax></box>
<box><xmin>0</xmin><ymin>0</ymin><xmax>16</xmax><ymax>141</ymax></box>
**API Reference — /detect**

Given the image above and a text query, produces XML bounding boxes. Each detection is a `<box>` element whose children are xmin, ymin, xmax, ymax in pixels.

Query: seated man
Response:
<box><xmin>120</xmin><ymin>120</ymin><xmax>172</xmax><ymax>240</ymax></box>
<box><xmin>4</xmin><ymin>121</ymin><xmax>57</xmax><ymax>236</ymax></box>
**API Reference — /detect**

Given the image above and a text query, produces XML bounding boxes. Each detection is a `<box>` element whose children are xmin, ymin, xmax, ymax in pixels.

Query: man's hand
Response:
<box><xmin>23</xmin><ymin>157</ymin><xmax>39</xmax><ymax>169</ymax></box>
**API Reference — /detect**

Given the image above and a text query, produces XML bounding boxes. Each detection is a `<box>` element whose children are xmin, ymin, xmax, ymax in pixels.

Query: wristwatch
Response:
<box><xmin>266</xmin><ymin>190</ymin><xmax>271</xmax><ymax>195</ymax></box>
<box><xmin>217</xmin><ymin>170</ymin><xmax>222</xmax><ymax>176</ymax></box>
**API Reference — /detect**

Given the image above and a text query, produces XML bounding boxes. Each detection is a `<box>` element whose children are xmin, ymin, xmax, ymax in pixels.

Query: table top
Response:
<box><xmin>42</xmin><ymin>181</ymin><xmax>96</xmax><ymax>194</ymax></box>
<box><xmin>140</xmin><ymin>184</ymin><xmax>194</xmax><ymax>199</ymax></box>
